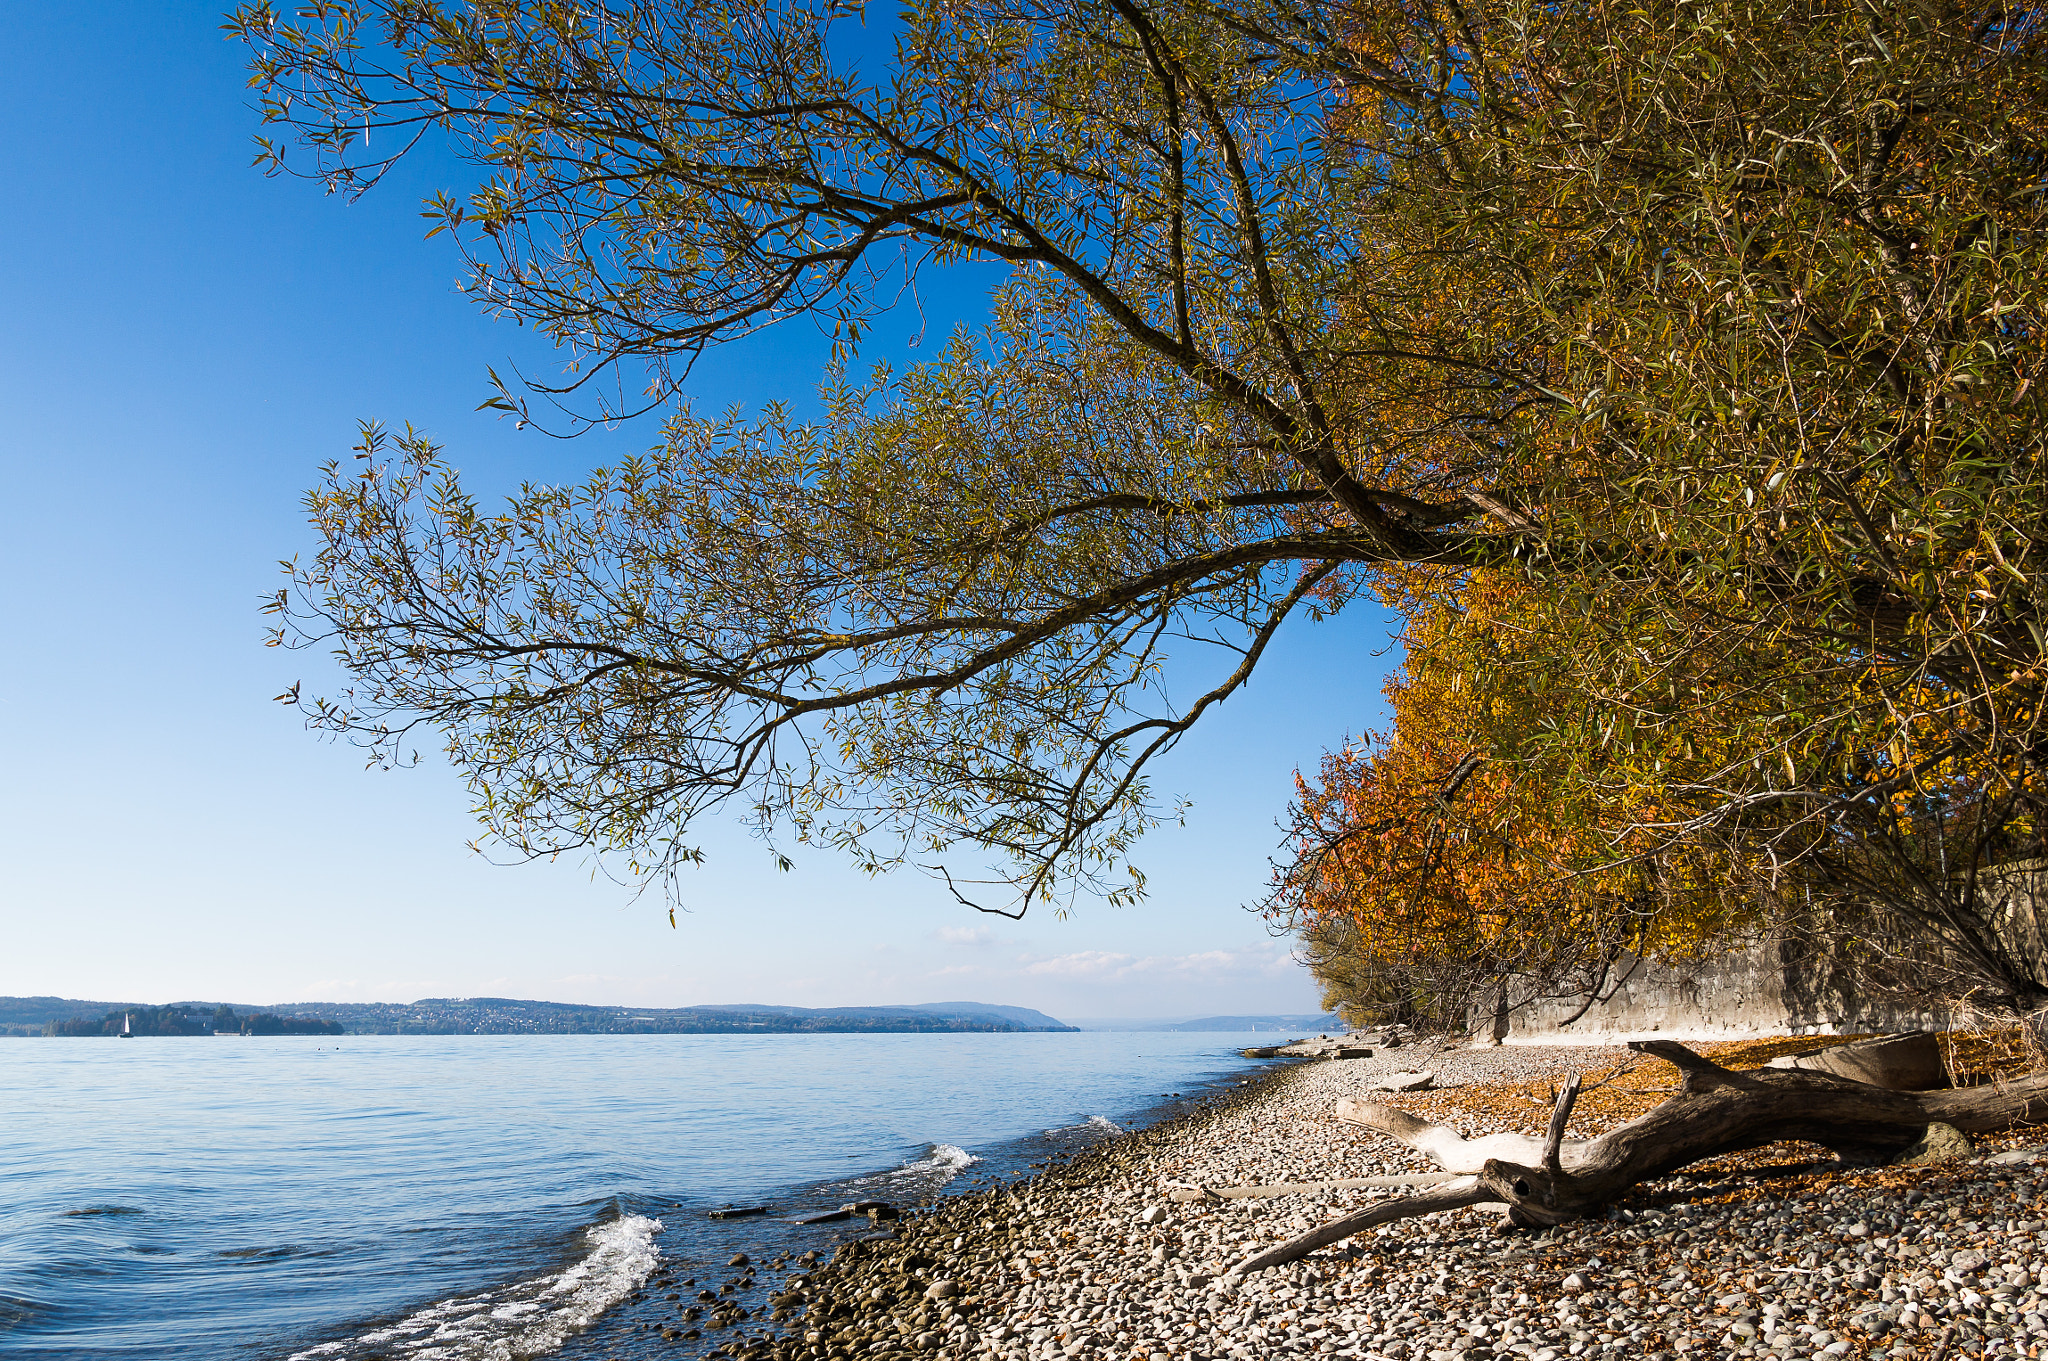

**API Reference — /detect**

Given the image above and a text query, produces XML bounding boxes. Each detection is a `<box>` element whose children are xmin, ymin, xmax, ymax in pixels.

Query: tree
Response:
<box><xmin>1271</xmin><ymin>571</ymin><xmax>1752</xmax><ymax>1030</ymax></box>
<box><xmin>236</xmin><ymin>0</ymin><xmax>2048</xmax><ymax>932</ymax></box>
<box><xmin>1347</xmin><ymin>0</ymin><xmax>2048</xmax><ymax>1014</ymax></box>
<box><xmin>1281</xmin><ymin>567</ymin><xmax>2048</xmax><ymax>1027</ymax></box>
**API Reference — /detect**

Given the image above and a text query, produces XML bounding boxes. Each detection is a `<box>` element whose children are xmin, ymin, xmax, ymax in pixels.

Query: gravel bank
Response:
<box><xmin>739</xmin><ymin>1044</ymin><xmax>2048</xmax><ymax>1361</ymax></box>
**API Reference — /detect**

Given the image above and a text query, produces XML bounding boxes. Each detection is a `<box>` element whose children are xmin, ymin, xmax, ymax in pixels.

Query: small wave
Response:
<box><xmin>287</xmin><ymin>1214</ymin><xmax>660</xmax><ymax>1361</ymax></box>
<box><xmin>1043</xmin><ymin>1114</ymin><xmax>1123</xmax><ymax>1136</ymax></box>
<box><xmin>918</xmin><ymin>1143</ymin><xmax>978</xmax><ymax>1174</ymax></box>
<box><xmin>842</xmin><ymin>1142</ymin><xmax>980</xmax><ymax>1197</ymax></box>
<box><xmin>0</xmin><ymin>1290</ymin><xmax>44</xmax><ymax>1331</ymax></box>
<box><xmin>883</xmin><ymin>1141</ymin><xmax>978</xmax><ymax>1187</ymax></box>
<box><xmin>218</xmin><ymin>1244</ymin><xmax>340</xmax><ymax>1261</ymax></box>
<box><xmin>60</xmin><ymin>1205</ymin><xmax>143</xmax><ymax>1217</ymax></box>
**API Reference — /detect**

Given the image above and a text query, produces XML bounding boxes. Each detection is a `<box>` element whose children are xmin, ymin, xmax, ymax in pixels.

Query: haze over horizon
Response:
<box><xmin>0</xmin><ymin>6</ymin><xmax>1393</xmax><ymax>1019</ymax></box>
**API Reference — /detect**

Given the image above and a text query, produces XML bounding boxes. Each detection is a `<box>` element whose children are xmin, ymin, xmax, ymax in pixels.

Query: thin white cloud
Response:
<box><xmin>933</xmin><ymin>925</ymin><xmax>996</xmax><ymax>947</ymax></box>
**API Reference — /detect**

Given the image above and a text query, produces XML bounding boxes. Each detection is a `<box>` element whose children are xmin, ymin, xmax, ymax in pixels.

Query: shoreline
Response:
<box><xmin>759</xmin><ymin>1043</ymin><xmax>2048</xmax><ymax>1361</ymax></box>
<box><xmin>577</xmin><ymin>1037</ymin><xmax>1274</xmax><ymax>1361</ymax></box>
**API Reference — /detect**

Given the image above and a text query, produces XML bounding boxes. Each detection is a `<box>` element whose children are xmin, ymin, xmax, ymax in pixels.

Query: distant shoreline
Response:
<box><xmin>23</xmin><ymin>1025</ymin><xmax>1081</xmax><ymax>1039</ymax></box>
<box><xmin>1</xmin><ymin>995</ymin><xmax>1079</xmax><ymax>1038</ymax></box>
<box><xmin>3</xmin><ymin>994</ymin><xmax>1338</xmax><ymax>1038</ymax></box>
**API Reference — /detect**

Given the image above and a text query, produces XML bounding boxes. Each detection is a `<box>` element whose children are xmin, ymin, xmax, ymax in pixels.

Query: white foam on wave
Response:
<box><xmin>926</xmin><ymin>1143</ymin><xmax>978</xmax><ymax>1172</ymax></box>
<box><xmin>840</xmin><ymin>1142</ymin><xmax>981</xmax><ymax>1197</ymax></box>
<box><xmin>1043</xmin><ymin>1114</ymin><xmax>1123</xmax><ymax>1136</ymax></box>
<box><xmin>886</xmin><ymin>1142</ymin><xmax>979</xmax><ymax>1183</ymax></box>
<box><xmin>286</xmin><ymin>1214</ymin><xmax>661</xmax><ymax>1361</ymax></box>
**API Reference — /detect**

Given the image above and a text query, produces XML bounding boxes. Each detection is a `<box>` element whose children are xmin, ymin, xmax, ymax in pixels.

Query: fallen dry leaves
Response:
<box><xmin>1378</xmin><ymin>1032</ymin><xmax>2046</xmax><ymax>1212</ymax></box>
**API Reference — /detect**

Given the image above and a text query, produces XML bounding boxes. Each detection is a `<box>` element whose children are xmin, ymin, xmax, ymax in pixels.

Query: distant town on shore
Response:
<box><xmin>3</xmin><ymin>995</ymin><xmax>1339</xmax><ymax>1038</ymax></box>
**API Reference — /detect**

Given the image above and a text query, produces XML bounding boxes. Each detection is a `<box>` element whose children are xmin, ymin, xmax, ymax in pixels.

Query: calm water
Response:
<box><xmin>0</xmin><ymin>1032</ymin><xmax>1269</xmax><ymax>1360</ymax></box>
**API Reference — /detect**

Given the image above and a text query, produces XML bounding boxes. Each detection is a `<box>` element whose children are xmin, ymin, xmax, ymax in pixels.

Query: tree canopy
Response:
<box><xmin>238</xmin><ymin>0</ymin><xmax>2048</xmax><ymax>950</ymax></box>
<box><xmin>1268</xmin><ymin>570</ymin><xmax>1756</xmax><ymax>1028</ymax></box>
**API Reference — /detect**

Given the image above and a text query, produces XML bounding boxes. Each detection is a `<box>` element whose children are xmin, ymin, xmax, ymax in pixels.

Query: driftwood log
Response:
<box><xmin>1230</xmin><ymin>1039</ymin><xmax>2048</xmax><ymax>1276</ymax></box>
<box><xmin>1765</xmin><ymin>1032</ymin><xmax>1949</xmax><ymax>1091</ymax></box>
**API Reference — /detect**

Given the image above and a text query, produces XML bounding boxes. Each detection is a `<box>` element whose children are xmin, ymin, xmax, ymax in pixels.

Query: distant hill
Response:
<box><xmin>2</xmin><ymin>995</ymin><xmax>1074</xmax><ymax>1037</ymax></box>
<box><xmin>1065</xmin><ymin>1013</ymin><xmax>1344</xmax><ymax>1033</ymax></box>
<box><xmin>0</xmin><ymin>996</ymin><xmax>149</xmax><ymax>1037</ymax></box>
<box><xmin>41</xmin><ymin>1003</ymin><xmax>344</xmax><ymax>1038</ymax></box>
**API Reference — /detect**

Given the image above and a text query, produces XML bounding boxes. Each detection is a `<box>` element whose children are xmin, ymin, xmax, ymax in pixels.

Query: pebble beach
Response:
<box><xmin>746</xmin><ymin>1041</ymin><xmax>2048</xmax><ymax>1361</ymax></box>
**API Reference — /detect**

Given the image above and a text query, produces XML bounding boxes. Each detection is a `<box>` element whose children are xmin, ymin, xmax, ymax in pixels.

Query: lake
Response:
<box><xmin>0</xmin><ymin>1031</ymin><xmax>1271</xmax><ymax>1360</ymax></box>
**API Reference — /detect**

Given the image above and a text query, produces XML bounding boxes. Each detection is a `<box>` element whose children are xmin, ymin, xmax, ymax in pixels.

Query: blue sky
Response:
<box><xmin>0</xmin><ymin>4</ymin><xmax>1397</xmax><ymax>1020</ymax></box>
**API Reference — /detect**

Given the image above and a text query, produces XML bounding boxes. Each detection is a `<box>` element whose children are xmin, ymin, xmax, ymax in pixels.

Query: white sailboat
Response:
<box><xmin>119</xmin><ymin>1013</ymin><xmax>132</xmax><ymax>1038</ymax></box>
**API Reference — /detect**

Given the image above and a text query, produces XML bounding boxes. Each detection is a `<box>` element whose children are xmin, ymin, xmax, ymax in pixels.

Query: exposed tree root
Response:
<box><xmin>1230</xmin><ymin>1040</ymin><xmax>2048</xmax><ymax>1276</ymax></box>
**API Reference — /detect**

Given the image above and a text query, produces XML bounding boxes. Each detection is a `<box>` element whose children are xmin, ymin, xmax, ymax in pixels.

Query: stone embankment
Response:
<box><xmin>746</xmin><ymin>1044</ymin><xmax>2048</xmax><ymax>1361</ymax></box>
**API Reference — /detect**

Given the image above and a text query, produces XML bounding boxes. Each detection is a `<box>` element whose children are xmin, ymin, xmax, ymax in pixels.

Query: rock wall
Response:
<box><xmin>1482</xmin><ymin>940</ymin><xmax>1951</xmax><ymax>1044</ymax></box>
<box><xmin>1472</xmin><ymin>862</ymin><xmax>2048</xmax><ymax>1043</ymax></box>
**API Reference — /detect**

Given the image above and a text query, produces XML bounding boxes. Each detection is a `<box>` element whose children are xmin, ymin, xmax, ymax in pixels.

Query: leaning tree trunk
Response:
<box><xmin>1231</xmin><ymin>1040</ymin><xmax>2048</xmax><ymax>1275</ymax></box>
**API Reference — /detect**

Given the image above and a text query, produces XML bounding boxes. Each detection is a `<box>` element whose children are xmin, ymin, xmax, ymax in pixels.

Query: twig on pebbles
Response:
<box><xmin>1166</xmin><ymin>1172</ymin><xmax>1457</xmax><ymax>1202</ymax></box>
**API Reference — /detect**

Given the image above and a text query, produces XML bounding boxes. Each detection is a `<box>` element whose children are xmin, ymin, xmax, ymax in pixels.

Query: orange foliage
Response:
<box><xmin>1273</xmin><ymin>571</ymin><xmax>1753</xmax><ymax>1026</ymax></box>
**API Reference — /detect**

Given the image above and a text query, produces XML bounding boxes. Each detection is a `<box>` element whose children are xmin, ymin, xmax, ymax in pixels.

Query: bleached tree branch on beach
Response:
<box><xmin>1229</xmin><ymin>1041</ymin><xmax>2048</xmax><ymax>1276</ymax></box>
